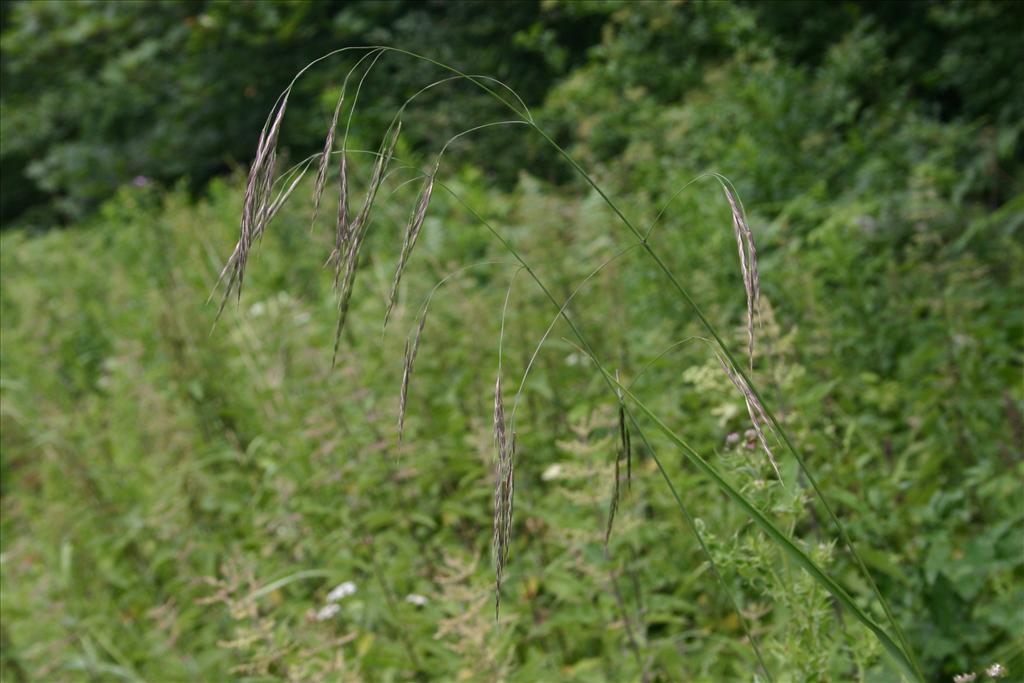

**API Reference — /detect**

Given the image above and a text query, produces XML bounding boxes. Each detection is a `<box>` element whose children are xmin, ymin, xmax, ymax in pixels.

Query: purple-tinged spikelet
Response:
<box><xmin>312</xmin><ymin>88</ymin><xmax>346</xmax><ymax>229</ymax></box>
<box><xmin>492</xmin><ymin>373</ymin><xmax>515</xmax><ymax>619</ymax></box>
<box><xmin>398</xmin><ymin>307</ymin><xmax>428</xmax><ymax>441</ymax></box>
<box><xmin>723</xmin><ymin>185</ymin><xmax>760</xmax><ymax>371</ymax></box>
<box><xmin>384</xmin><ymin>168</ymin><xmax>436</xmax><ymax>329</ymax></box>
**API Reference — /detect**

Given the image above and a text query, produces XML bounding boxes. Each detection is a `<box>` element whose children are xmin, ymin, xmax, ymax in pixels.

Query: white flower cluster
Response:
<box><xmin>314</xmin><ymin>580</ymin><xmax>358</xmax><ymax>622</ymax></box>
<box><xmin>986</xmin><ymin>664</ymin><xmax>1007</xmax><ymax>679</ymax></box>
<box><xmin>326</xmin><ymin>581</ymin><xmax>357</xmax><ymax>603</ymax></box>
<box><xmin>314</xmin><ymin>603</ymin><xmax>340</xmax><ymax>622</ymax></box>
<box><xmin>952</xmin><ymin>663</ymin><xmax>1008</xmax><ymax>682</ymax></box>
<box><xmin>541</xmin><ymin>464</ymin><xmax>563</xmax><ymax>481</ymax></box>
<box><xmin>405</xmin><ymin>593</ymin><xmax>429</xmax><ymax>607</ymax></box>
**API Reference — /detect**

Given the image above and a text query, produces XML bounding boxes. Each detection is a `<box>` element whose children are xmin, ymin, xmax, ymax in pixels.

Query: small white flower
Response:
<box><xmin>953</xmin><ymin>673</ymin><xmax>977</xmax><ymax>683</ymax></box>
<box><xmin>541</xmin><ymin>464</ymin><xmax>563</xmax><ymax>481</ymax></box>
<box><xmin>986</xmin><ymin>663</ymin><xmax>1007</xmax><ymax>679</ymax></box>
<box><xmin>326</xmin><ymin>581</ymin><xmax>357</xmax><ymax>603</ymax></box>
<box><xmin>405</xmin><ymin>593</ymin><xmax>428</xmax><ymax>607</ymax></box>
<box><xmin>314</xmin><ymin>603</ymin><xmax>340</xmax><ymax>621</ymax></box>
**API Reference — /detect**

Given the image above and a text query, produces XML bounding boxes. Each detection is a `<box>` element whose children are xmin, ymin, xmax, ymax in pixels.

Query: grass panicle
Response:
<box><xmin>332</xmin><ymin>151</ymin><xmax>349</xmax><ymax>288</ymax></box>
<box><xmin>384</xmin><ymin>165</ymin><xmax>436</xmax><ymax>329</ymax></box>
<box><xmin>332</xmin><ymin>120</ymin><xmax>402</xmax><ymax>365</ymax></box>
<box><xmin>329</xmin><ymin>50</ymin><xmax>385</xmax><ymax>285</ymax></box>
<box><xmin>723</xmin><ymin>183</ymin><xmax>761</xmax><ymax>370</ymax></box>
<box><xmin>492</xmin><ymin>373</ymin><xmax>515</xmax><ymax>619</ymax></box>
<box><xmin>213</xmin><ymin>91</ymin><xmax>290</xmax><ymax>320</ymax></box>
<box><xmin>312</xmin><ymin>87</ymin><xmax>345</xmax><ymax>230</ymax></box>
<box><xmin>398</xmin><ymin>306</ymin><xmax>428</xmax><ymax>442</ymax></box>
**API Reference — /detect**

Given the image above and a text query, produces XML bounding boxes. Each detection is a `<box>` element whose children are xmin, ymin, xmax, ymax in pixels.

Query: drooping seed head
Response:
<box><xmin>384</xmin><ymin>171</ymin><xmax>436</xmax><ymax>329</ymax></box>
<box><xmin>218</xmin><ymin>91</ymin><xmax>291</xmax><ymax>319</ymax></box>
<box><xmin>398</xmin><ymin>307</ymin><xmax>429</xmax><ymax>441</ymax></box>
<box><xmin>331</xmin><ymin>122</ymin><xmax>404</xmax><ymax>364</ymax></box>
<box><xmin>723</xmin><ymin>185</ymin><xmax>760</xmax><ymax>371</ymax></box>
<box><xmin>312</xmin><ymin>87</ymin><xmax>346</xmax><ymax>230</ymax></box>
<box><xmin>492</xmin><ymin>373</ymin><xmax>516</xmax><ymax>619</ymax></box>
<box><xmin>332</xmin><ymin>152</ymin><xmax>349</xmax><ymax>289</ymax></box>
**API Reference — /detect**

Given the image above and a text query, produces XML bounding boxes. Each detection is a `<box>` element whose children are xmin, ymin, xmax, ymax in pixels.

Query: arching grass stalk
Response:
<box><xmin>221</xmin><ymin>138</ymin><xmax>772</xmax><ymax>674</ymax></box>
<box><xmin>437</xmin><ymin>164</ymin><xmax>917</xmax><ymax>681</ymax></box>
<box><xmin>217</xmin><ymin>47</ymin><xmax>923</xmax><ymax>681</ymax></box>
<box><xmin>373</xmin><ymin>48</ymin><xmax>921</xmax><ymax>678</ymax></box>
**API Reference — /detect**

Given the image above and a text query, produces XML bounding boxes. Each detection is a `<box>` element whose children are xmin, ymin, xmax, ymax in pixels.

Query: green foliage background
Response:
<box><xmin>1</xmin><ymin>1</ymin><xmax>1022</xmax><ymax>681</ymax></box>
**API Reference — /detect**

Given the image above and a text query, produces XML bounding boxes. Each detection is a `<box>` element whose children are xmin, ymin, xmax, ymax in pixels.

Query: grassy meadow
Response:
<box><xmin>1</xmin><ymin>2</ymin><xmax>1022</xmax><ymax>682</ymax></box>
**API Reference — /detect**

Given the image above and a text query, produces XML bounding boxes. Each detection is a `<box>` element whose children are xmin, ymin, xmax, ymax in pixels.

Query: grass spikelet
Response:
<box><xmin>384</xmin><ymin>165</ymin><xmax>436</xmax><ymax>329</ymax></box>
<box><xmin>215</xmin><ymin>89</ymin><xmax>291</xmax><ymax>320</ymax></box>
<box><xmin>311</xmin><ymin>89</ymin><xmax>345</xmax><ymax>230</ymax></box>
<box><xmin>492</xmin><ymin>269</ymin><xmax>522</xmax><ymax>618</ymax></box>
<box><xmin>493</xmin><ymin>374</ymin><xmax>508</xmax><ymax>499</ymax></box>
<box><xmin>502</xmin><ymin>431</ymin><xmax>515</xmax><ymax>568</ymax></box>
<box><xmin>242</xmin><ymin>93</ymin><xmax>289</xmax><ymax>267</ymax></box>
<box><xmin>717</xmin><ymin>353</ymin><xmax>782</xmax><ymax>482</ymax></box>
<box><xmin>492</xmin><ymin>374</ymin><xmax>506</xmax><ymax>614</ymax></box>
<box><xmin>331</xmin><ymin>250</ymin><xmax>359</xmax><ymax>367</ymax></box>
<box><xmin>723</xmin><ymin>184</ymin><xmax>760</xmax><ymax>371</ymax></box>
<box><xmin>492</xmin><ymin>373</ymin><xmax>515</xmax><ymax>620</ymax></box>
<box><xmin>605</xmin><ymin>376</ymin><xmax>632</xmax><ymax>546</ymax></box>
<box><xmin>315</xmin><ymin>49</ymin><xmax>384</xmax><ymax>237</ymax></box>
<box><xmin>331</xmin><ymin>121</ymin><xmax>403</xmax><ymax>365</ymax></box>
<box><xmin>398</xmin><ymin>306</ymin><xmax>428</xmax><ymax>442</ymax></box>
<box><xmin>330</xmin><ymin>152</ymin><xmax>350</xmax><ymax>289</ymax></box>
<box><xmin>354</xmin><ymin>120</ymin><xmax>402</xmax><ymax>234</ymax></box>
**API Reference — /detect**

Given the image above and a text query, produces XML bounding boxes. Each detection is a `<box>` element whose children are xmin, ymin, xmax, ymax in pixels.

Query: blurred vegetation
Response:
<box><xmin>1</xmin><ymin>1</ymin><xmax>1022</xmax><ymax>682</ymax></box>
<box><xmin>0</xmin><ymin>0</ymin><xmax>604</xmax><ymax>224</ymax></box>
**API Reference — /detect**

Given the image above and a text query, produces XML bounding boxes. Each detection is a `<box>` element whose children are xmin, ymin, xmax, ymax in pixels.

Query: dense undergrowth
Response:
<box><xmin>2</xmin><ymin>3</ymin><xmax>1023</xmax><ymax>682</ymax></box>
